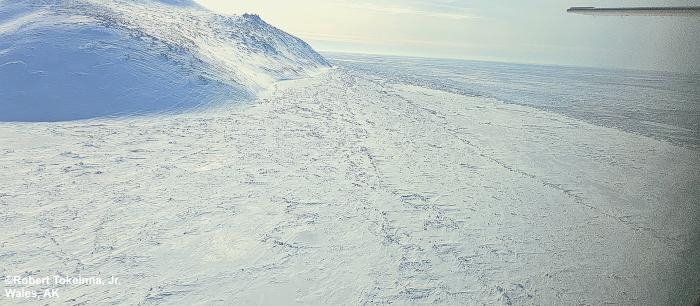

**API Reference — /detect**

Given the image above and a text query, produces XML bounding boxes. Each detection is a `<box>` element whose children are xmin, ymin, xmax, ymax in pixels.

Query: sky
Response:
<box><xmin>196</xmin><ymin>0</ymin><xmax>700</xmax><ymax>72</ymax></box>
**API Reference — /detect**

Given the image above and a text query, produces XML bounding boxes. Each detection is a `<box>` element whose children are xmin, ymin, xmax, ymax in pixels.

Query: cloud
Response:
<box><xmin>332</xmin><ymin>1</ymin><xmax>477</xmax><ymax>20</ymax></box>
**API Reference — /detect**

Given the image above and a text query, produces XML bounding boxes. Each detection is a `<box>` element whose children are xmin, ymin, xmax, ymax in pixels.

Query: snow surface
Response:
<box><xmin>1</xmin><ymin>1</ymin><xmax>698</xmax><ymax>305</ymax></box>
<box><xmin>1</xmin><ymin>67</ymin><xmax>698</xmax><ymax>305</ymax></box>
<box><xmin>0</xmin><ymin>0</ymin><xmax>329</xmax><ymax>121</ymax></box>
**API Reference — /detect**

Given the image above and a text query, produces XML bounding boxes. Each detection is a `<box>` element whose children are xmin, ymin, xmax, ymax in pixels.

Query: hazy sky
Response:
<box><xmin>196</xmin><ymin>0</ymin><xmax>700</xmax><ymax>72</ymax></box>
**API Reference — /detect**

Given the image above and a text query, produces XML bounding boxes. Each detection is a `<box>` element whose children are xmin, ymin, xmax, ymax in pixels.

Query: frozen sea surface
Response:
<box><xmin>1</xmin><ymin>67</ymin><xmax>698</xmax><ymax>305</ymax></box>
<box><xmin>327</xmin><ymin>53</ymin><xmax>700</xmax><ymax>150</ymax></box>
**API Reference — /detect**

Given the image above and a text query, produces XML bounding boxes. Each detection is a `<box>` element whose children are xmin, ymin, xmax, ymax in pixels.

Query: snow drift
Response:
<box><xmin>0</xmin><ymin>0</ymin><xmax>330</xmax><ymax>121</ymax></box>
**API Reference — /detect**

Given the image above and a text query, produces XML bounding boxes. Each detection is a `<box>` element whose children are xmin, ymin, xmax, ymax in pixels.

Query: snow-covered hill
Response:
<box><xmin>0</xmin><ymin>0</ymin><xmax>330</xmax><ymax>121</ymax></box>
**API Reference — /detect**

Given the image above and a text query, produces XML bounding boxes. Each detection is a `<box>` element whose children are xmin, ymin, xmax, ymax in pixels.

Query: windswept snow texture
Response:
<box><xmin>327</xmin><ymin>53</ymin><xmax>700</xmax><ymax>150</ymax></box>
<box><xmin>0</xmin><ymin>0</ymin><xmax>329</xmax><ymax>122</ymax></box>
<box><xmin>1</xmin><ymin>66</ymin><xmax>698</xmax><ymax>305</ymax></box>
<box><xmin>153</xmin><ymin>0</ymin><xmax>201</xmax><ymax>7</ymax></box>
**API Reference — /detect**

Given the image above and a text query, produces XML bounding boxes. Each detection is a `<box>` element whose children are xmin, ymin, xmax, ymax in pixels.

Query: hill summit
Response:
<box><xmin>0</xmin><ymin>0</ymin><xmax>330</xmax><ymax>121</ymax></box>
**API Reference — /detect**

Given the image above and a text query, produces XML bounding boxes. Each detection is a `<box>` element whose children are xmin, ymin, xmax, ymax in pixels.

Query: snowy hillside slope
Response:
<box><xmin>0</xmin><ymin>0</ymin><xmax>330</xmax><ymax>121</ymax></box>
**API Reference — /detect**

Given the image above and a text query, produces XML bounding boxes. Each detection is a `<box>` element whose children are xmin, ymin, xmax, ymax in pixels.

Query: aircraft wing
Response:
<box><xmin>567</xmin><ymin>6</ymin><xmax>700</xmax><ymax>16</ymax></box>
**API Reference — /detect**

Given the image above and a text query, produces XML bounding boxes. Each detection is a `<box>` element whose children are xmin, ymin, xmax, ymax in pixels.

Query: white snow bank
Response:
<box><xmin>0</xmin><ymin>0</ymin><xmax>329</xmax><ymax>122</ymax></box>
